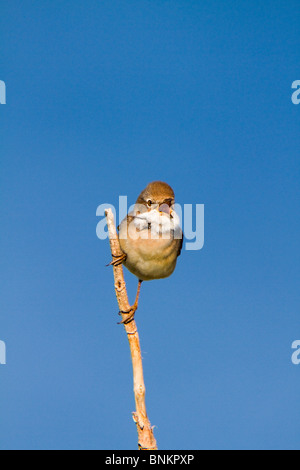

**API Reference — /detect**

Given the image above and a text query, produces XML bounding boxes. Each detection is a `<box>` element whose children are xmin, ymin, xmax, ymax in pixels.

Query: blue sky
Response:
<box><xmin>0</xmin><ymin>0</ymin><xmax>299</xmax><ymax>450</ymax></box>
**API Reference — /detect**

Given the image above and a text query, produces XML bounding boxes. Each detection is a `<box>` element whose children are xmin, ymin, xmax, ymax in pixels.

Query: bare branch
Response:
<box><xmin>105</xmin><ymin>208</ymin><xmax>157</xmax><ymax>451</ymax></box>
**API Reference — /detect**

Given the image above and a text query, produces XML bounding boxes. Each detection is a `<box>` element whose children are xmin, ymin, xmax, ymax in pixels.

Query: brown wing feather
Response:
<box><xmin>177</xmin><ymin>231</ymin><xmax>184</xmax><ymax>257</ymax></box>
<box><xmin>117</xmin><ymin>214</ymin><xmax>135</xmax><ymax>232</ymax></box>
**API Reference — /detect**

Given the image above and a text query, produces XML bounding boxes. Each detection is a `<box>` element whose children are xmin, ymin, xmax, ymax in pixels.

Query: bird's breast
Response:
<box><xmin>124</xmin><ymin>238</ymin><xmax>179</xmax><ymax>281</ymax></box>
<box><xmin>119</xmin><ymin>211</ymin><xmax>182</xmax><ymax>281</ymax></box>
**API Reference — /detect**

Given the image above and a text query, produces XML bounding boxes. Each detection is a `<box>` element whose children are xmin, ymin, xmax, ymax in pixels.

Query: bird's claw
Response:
<box><xmin>106</xmin><ymin>253</ymin><xmax>127</xmax><ymax>267</ymax></box>
<box><xmin>118</xmin><ymin>306</ymin><xmax>138</xmax><ymax>325</ymax></box>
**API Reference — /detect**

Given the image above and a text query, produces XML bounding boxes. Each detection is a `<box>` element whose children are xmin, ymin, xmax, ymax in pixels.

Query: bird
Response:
<box><xmin>110</xmin><ymin>181</ymin><xmax>183</xmax><ymax>324</ymax></box>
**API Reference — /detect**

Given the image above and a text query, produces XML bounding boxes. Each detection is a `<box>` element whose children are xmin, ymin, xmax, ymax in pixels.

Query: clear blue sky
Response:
<box><xmin>1</xmin><ymin>0</ymin><xmax>299</xmax><ymax>450</ymax></box>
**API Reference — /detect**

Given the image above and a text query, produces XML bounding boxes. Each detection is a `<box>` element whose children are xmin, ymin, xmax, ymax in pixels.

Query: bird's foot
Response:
<box><xmin>106</xmin><ymin>253</ymin><xmax>127</xmax><ymax>267</ymax></box>
<box><xmin>118</xmin><ymin>305</ymin><xmax>138</xmax><ymax>325</ymax></box>
<box><xmin>117</xmin><ymin>280</ymin><xmax>142</xmax><ymax>325</ymax></box>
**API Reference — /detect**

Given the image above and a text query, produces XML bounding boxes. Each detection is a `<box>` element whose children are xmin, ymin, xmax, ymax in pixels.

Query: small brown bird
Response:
<box><xmin>111</xmin><ymin>181</ymin><xmax>183</xmax><ymax>324</ymax></box>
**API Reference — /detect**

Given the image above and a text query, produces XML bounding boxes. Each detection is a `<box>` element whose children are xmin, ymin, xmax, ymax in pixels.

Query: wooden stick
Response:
<box><xmin>105</xmin><ymin>209</ymin><xmax>157</xmax><ymax>451</ymax></box>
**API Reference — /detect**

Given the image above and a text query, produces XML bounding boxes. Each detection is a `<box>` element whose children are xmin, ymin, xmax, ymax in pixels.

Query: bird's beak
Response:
<box><xmin>159</xmin><ymin>204</ymin><xmax>173</xmax><ymax>218</ymax></box>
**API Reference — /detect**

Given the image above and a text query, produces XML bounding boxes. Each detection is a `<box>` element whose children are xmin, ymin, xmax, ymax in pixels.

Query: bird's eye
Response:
<box><xmin>147</xmin><ymin>200</ymin><xmax>152</xmax><ymax>207</ymax></box>
<box><xmin>165</xmin><ymin>199</ymin><xmax>173</xmax><ymax>207</ymax></box>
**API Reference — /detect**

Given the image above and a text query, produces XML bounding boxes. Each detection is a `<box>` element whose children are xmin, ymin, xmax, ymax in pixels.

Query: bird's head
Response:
<box><xmin>135</xmin><ymin>181</ymin><xmax>175</xmax><ymax>218</ymax></box>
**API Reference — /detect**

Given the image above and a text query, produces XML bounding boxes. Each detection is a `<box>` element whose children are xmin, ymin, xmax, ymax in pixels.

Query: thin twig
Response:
<box><xmin>105</xmin><ymin>209</ymin><xmax>157</xmax><ymax>451</ymax></box>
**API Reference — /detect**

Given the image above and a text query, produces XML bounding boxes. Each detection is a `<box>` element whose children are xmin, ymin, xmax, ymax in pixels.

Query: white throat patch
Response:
<box><xmin>133</xmin><ymin>209</ymin><xmax>181</xmax><ymax>239</ymax></box>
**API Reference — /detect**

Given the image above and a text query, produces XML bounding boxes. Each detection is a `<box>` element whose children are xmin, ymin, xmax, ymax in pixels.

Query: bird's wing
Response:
<box><xmin>117</xmin><ymin>214</ymin><xmax>133</xmax><ymax>232</ymax></box>
<box><xmin>117</xmin><ymin>214</ymin><xmax>135</xmax><ymax>233</ymax></box>
<box><xmin>177</xmin><ymin>230</ymin><xmax>184</xmax><ymax>257</ymax></box>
